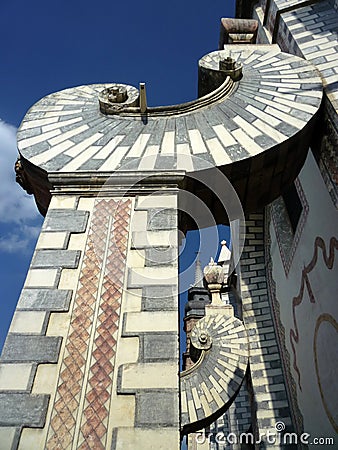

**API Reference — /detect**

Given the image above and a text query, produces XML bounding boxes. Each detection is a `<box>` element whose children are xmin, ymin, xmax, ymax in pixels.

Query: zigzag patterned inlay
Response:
<box><xmin>46</xmin><ymin>199</ymin><xmax>131</xmax><ymax>449</ymax></box>
<box><xmin>18</xmin><ymin>48</ymin><xmax>322</xmax><ymax>173</ymax></box>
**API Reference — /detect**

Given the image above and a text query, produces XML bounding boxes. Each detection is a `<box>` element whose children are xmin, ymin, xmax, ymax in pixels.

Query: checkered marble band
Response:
<box><xmin>180</xmin><ymin>314</ymin><xmax>249</xmax><ymax>434</ymax></box>
<box><xmin>17</xmin><ymin>47</ymin><xmax>322</xmax><ymax>174</ymax></box>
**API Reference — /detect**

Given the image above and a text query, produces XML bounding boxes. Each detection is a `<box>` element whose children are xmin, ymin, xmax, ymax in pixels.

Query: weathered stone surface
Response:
<box><xmin>141</xmin><ymin>333</ymin><xmax>178</xmax><ymax>361</ymax></box>
<box><xmin>32</xmin><ymin>250</ymin><xmax>81</xmax><ymax>269</ymax></box>
<box><xmin>145</xmin><ymin>248</ymin><xmax>177</xmax><ymax>266</ymax></box>
<box><xmin>0</xmin><ymin>393</ymin><xmax>49</xmax><ymax>427</ymax></box>
<box><xmin>17</xmin><ymin>289</ymin><xmax>72</xmax><ymax>311</ymax></box>
<box><xmin>43</xmin><ymin>209</ymin><xmax>89</xmax><ymax>233</ymax></box>
<box><xmin>142</xmin><ymin>286</ymin><xmax>177</xmax><ymax>311</ymax></box>
<box><xmin>136</xmin><ymin>391</ymin><xmax>179</xmax><ymax>427</ymax></box>
<box><xmin>1</xmin><ymin>335</ymin><xmax>62</xmax><ymax>363</ymax></box>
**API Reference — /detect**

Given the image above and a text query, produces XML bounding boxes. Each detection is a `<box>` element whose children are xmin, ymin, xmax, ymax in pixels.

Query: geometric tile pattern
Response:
<box><xmin>265</xmin><ymin>206</ymin><xmax>305</xmax><ymax>437</ymax></box>
<box><xmin>279</xmin><ymin>0</ymin><xmax>338</xmax><ymax>113</ymax></box>
<box><xmin>46</xmin><ymin>198</ymin><xmax>131</xmax><ymax>449</ymax></box>
<box><xmin>17</xmin><ymin>48</ymin><xmax>322</xmax><ymax>174</ymax></box>
<box><xmin>240</xmin><ymin>213</ymin><xmax>294</xmax><ymax>437</ymax></box>
<box><xmin>271</xmin><ymin>177</ymin><xmax>309</xmax><ymax>275</ymax></box>
<box><xmin>180</xmin><ymin>313</ymin><xmax>249</xmax><ymax>435</ymax></box>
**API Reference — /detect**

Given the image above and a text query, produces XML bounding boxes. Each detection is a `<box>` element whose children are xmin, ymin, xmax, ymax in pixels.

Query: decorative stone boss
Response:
<box><xmin>5</xmin><ymin>44</ymin><xmax>322</xmax><ymax>450</ymax></box>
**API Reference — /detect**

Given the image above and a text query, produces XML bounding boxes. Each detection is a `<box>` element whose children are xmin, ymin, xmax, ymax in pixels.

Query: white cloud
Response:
<box><xmin>0</xmin><ymin>120</ymin><xmax>40</xmax><ymax>224</ymax></box>
<box><xmin>0</xmin><ymin>120</ymin><xmax>42</xmax><ymax>254</ymax></box>
<box><xmin>0</xmin><ymin>224</ymin><xmax>41</xmax><ymax>253</ymax></box>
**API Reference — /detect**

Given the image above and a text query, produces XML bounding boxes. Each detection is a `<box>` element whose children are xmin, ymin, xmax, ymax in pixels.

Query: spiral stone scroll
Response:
<box><xmin>180</xmin><ymin>313</ymin><xmax>249</xmax><ymax>434</ymax></box>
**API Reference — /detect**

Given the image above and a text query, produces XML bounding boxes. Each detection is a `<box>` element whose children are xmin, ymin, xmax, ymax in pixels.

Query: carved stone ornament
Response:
<box><xmin>203</xmin><ymin>257</ymin><xmax>225</xmax><ymax>285</ymax></box>
<box><xmin>98</xmin><ymin>83</ymin><xmax>139</xmax><ymax>114</ymax></box>
<box><xmin>14</xmin><ymin>157</ymin><xmax>33</xmax><ymax>195</ymax></box>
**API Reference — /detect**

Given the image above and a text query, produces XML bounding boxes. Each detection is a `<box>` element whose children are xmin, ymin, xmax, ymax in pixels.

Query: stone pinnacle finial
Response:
<box><xmin>194</xmin><ymin>254</ymin><xmax>204</xmax><ymax>288</ymax></box>
<box><xmin>218</xmin><ymin>240</ymin><xmax>231</xmax><ymax>266</ymax></box>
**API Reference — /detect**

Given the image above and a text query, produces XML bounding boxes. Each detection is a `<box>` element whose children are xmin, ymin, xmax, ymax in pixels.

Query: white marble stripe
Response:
<box><xmin>99</xmin><ymin>146</ymin><xmax>130</xmax><ymax>171</ymax></box>
<box><xmin>201</xmin><ymin>382</ymin><xmax>213</xmax><ymax>403</ymax></box>
<box><xmin>55</xmin><ymin>100</ymin><xmax>86</xmax><ymax>105</ymax></box>
<box><xmin>210</xmin><ymin>387</ymin><xmax>223</xmax><ymax>408</ymax></box>
<box><xmin>42</xmin><ymin>117</ymin><xmax>83</xmax><ymax>133</ymax></box>
<box><xmin>291</xmin><ymin>90</ymin><xmax>322</xmax><ymax>98</ymax></box>
<box><xmin>59</xmin><ymin>146</ymin><xmax>102</xmax><ymax>172</ymax></box>
<box><xmin>212</xmin><ymin>125</ymin><xmax>237</xmax><ymax>147</ymax></box>
<box><xmin>200</xmin><ymin>394</ymin><xmax>212</xmax><ymax>417</ymax></box>
<box><xmin>233</xmin><ymin>116</ymin><xmax>261</xmax><ymax>138</ymax></box>
<box><xmin>261</xmin><ymin>74</ymin><xmax>298</xmax><ymax>79</ymax></box>
<box><xmin>259</xmin><ymin>88</ymin><xmax>295</xmax><ymax>101</ymax></box>
<box><xmin>293</xmin><ymin>31</ymin><xmax>316</xmax><ymax>40</ymax></box>
<box><xmin>138</xmin><ymin>145</ymin><xmax>159</xmax><ymax>170</ymax></box>
<box><xmin>206</xmin><ymin>138</ymin><xmax>232</xmax><ymax>165</ymax></box>
<box><xmin>188</xmin><ymin>400</ymin><xmax>197</xmax><ymax>423</ymax></box>
<box><xmin>324</xmin><ymin>74</ymin><xmax>338</xmax><ymax>84</ymax></box>
<box><xmin>255</xmin><ymin>96</ymin><xmax>291</xmax><ymax>113</ymax></box>
<box><xmin>276</xmin><ymin>87</ymin><xmax>312</xmax><ymax>95</ymax></box>
<box><xmin>192</xmin><ymin>387</ymin><xmax>201</xmax><ymax>410</ymax></box>
<box><xmin>31</xmin><ymin>106</ymin><xmax>64</xmax><ymax>112</ymax></box>
<box><xmin>78</xmin><ymin>86</ymin><xmax>96</xmax><ymax>94</ymax></box>
<box><xmin>65</xmin><ymin>133</ymin><xmax>103</xmax><ymax>157</ymax></box>
<box><xmin>300</xmin><ymin>37</ymin><xmax>329</xmax><ymax>49</ymax></box>
<box><xmin>325</xmin><ymin>53</ymin><xmax>338</xmax><ymax>62</ymax></box>
<box><xmin>74</xmin><ymin>90</ymin><xmax>95</xmax><ymax>99</ymax></box>
<box><xmin>273</xmin><ymin>96</ymin><xmax>317</xmax><ymax>114</ymax></box>
<box><xmin>181</xmin><ymin>387</ymin><xmax>188</xmax><ymax>414</ymax></box>
<box><xmin>288</xmin><ymin>23</ymin><xmax>304</xmax><ymax>30</ymax></box>
<box><xmin>19</xmin><ymin>129</ymin><xmax>61</xmax><ymax>150</ymax></box>
<box><xmin>265</xmin><ymin>106</ymin><xmax>306</xmax><ymax>128</ymax></box>
<box><xmin>261</xmin><ymin>81</ymin><xmax>301</xmax><ymax>89</ymax></box>
<box><xmin>307</xmin><ymin>41</ymin><xmax>337</xmax><ymax>52</ymax></box>
<box><xmin>281</xmin><ymin>78</ymin><xmax>320</xmax><ymax>84</ymax></box>
<box><xmin>30</xmin><ymin>140</ymin><xmax>75</xmax><ymax>165</ymax></box>
<box><xmin>279</xmin><ymin>66</ymin><xmax>324</xmax><ymax>75</ymax></box>
<box><xmin>257</xmin><ymin>51</ymin><xmax>280</xmax><ymax>62</ymax></box>
<box><xmin>316</xmin><ymin>61</ymin><xmax>338</xmax><ymax>71</ymax></box>
<box><xmin>48</xmin><ymin>124</ymin><xmax>89</xmax><ymax>146</ymax></box>
<box><xmin>53</xmin><ymin>93</ymin><xmax>81</xmax><ymax>101</ymax></box>
<box><xmin>161</xmin><ymin>131</ymin><xmax>175</xmax><ymax>154</ymax></box>
<box><xmin>272</xmin><ymin>58</ymin><xmax>299</xmax><ymax>67</ymax></box>
<box><xmin>252</xmin><ymin>57</ymin><xmax>280</xmax><ymax>68</ymax></box>
<box><xmin>232</xmin><ymin>129</ymin><xmax>262</xmax><ymax>156</ymax></box>
<box><xmin>252</xmin><ymin>119</ymin><xmax>287</xmax><ymax>142</ymax></box>
<box><xmin>43</xmin><ymin>109</ymin><xmax>82</xmax><ymax>117</ymax></box>
<box><xmin>260</xmin><ymin>65</ymin><xmax>291</xmax><ymax>72</ymax></box>
<box><xmin>21</xmin><ymin>117</ymin><xmax>59</xmax><ymax>130</ymax></box>
<box><xmin>176</xmin><ymin>143</ymin><xmax>194</xmax><ymax>171</ymax></box>
<box><xmin>188</xmin><ymin>129</ymin><xmax>208</xmax><ymax>154</ymax></box>
<box><xmin>244</xmin><ymin>52</ymin><xmax>260</xmax><ymax>66</ymax></box>
<box><xmin>128</xmin><ymin>133</ymin><xmax>151</xmax><ymax>157</ymax></box>
<box><xmin>93</xmin><ymin>135</ymin><xmax>125</xmax><ymax>159</ymax></box>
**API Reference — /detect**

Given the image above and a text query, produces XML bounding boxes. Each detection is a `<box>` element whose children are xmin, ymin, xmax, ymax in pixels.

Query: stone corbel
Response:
<box><xmin>15</xmin><ymin>157</ymin><xmax>33</xmax><ymax>195</ymax></box>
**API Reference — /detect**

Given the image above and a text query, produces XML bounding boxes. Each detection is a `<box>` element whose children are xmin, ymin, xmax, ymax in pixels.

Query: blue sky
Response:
<box><xmin>0</xmin><ymin>0</ymin><xmax>235</xmax><ymax>350</ymax></box>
